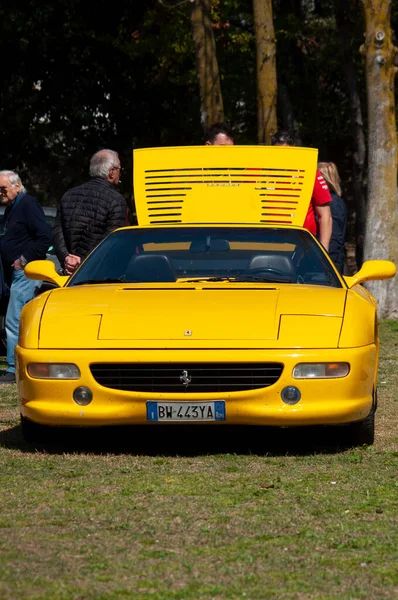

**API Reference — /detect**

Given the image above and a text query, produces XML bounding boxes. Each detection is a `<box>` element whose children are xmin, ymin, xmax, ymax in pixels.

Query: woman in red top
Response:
<box><xmin>271</xmin><ymin>130</ymin><xmax>332</xmax><ymax>251</ymax></box>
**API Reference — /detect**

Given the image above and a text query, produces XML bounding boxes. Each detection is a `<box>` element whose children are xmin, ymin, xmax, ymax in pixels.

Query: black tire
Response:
<box><xmin>20</xmin><ymin>415</ymin><xmax>52</xmax><ymax>444</ymax></box>
<box><xmin>349</xmin><ymin>410</ymin><xmax>375</xmax><ymax>447</ymax></box>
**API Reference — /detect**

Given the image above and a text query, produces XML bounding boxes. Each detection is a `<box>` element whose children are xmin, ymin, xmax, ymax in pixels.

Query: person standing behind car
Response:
<box><xmin>0</xmin><ymin>171</ymin><xmax>52</xmax><ymax>384</ymax></box>
<box><xmin>204</xmin><ymin>122</ymin><xmax>234</xmax><ymax>145</ymax></box>
<box><xmin>317</xmin><ymin>162</ymin><xmax>347</xmax><ymax>274</ymax></box>
<box><xmin>271</xmin><ymin>130</ymin><xmax>333</xmax><ymax>252</ymax></box>
<box><xmin>53</xmin><ymin>149</ymin><xmax>127</xmax><ymax>275</ymax></box>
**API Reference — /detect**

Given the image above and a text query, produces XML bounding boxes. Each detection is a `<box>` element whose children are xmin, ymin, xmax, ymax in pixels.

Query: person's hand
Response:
<box><xmin>64</xmin><ymin>254</ymin><xmax>81</xmax><ymax>275</ymax></box>
<box><xmin>12</xmin><ymin>257</ymin><xmax>26</xmax><ymax>270</ymax></box>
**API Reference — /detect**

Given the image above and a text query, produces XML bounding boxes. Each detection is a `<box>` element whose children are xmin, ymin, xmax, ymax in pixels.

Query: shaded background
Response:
<box><xmin>1</xmin><ymin>0</ymin><xmax>397</xmax><ymax>240</ymax></box>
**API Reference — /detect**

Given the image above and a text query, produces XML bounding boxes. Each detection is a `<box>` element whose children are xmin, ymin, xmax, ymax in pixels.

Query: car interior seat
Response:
<box><xmin>248</xmin><ymin>254</ymin><xmax>296</xmax><ymax>278</ymax></box>
<box><xmin>124</xmin><ymin>254</ymin><xmax>176</xmax><ymax>282</ymax></box>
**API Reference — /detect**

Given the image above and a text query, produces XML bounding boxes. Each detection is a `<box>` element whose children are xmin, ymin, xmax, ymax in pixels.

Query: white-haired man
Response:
<box><xmin>0</xmin><ymin>171</ymin><xmax>52</xmax><ymax>383</ymax></box>
<box><xmin>53</xmin><ymin>149</ymin><xmax>127</xmax><ymax>275</ymax></box>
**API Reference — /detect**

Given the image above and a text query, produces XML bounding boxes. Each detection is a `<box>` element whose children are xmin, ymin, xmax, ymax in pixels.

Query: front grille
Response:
<box><xmin>90</xmin><ymin>362</ymin><xmax>284</xmax><ymax>393</ymax></box>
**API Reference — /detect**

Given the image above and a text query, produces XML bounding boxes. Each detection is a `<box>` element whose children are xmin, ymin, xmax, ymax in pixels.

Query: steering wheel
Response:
<box><xmin>248</xmin><ymin>267</ymin><xmax>286</xmax><ymax>276</ymax></box>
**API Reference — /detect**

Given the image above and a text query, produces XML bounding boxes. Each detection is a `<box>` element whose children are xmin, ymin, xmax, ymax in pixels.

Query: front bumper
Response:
<box><xmin>16</xmin><ymin>346</ymin><xmax>377</xmax><ymax>427</ymax></box>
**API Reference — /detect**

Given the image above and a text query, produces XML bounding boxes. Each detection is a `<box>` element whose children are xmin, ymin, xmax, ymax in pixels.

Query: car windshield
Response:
<box><xmin>68</xmin><ymin>227</ymin><xmax>341</xmax><ymax>288</ymax></box>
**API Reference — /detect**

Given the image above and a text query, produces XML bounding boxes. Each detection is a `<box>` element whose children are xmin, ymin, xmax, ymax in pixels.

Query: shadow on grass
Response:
<box><xmin>0</xmin><ymin>422</ymin><xmax>352</xmax><ymax>457</ymax></box>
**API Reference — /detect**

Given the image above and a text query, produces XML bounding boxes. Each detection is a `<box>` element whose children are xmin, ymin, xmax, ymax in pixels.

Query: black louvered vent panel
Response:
<box><xmin>90</xmin><ymin>362</ymin><xmax>284</xmax><ymax>393</ymax></box>
<box><xmin>144</xmin><ymin>167</ymin><xmax>305</xmax><ymax>224</ymax></box>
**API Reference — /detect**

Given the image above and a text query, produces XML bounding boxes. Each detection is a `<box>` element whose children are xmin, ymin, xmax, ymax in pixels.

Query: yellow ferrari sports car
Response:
<box><xmin>16</xmin><ymin>145</ymin><xmax>396</xmax><ymax>445</ymax></box>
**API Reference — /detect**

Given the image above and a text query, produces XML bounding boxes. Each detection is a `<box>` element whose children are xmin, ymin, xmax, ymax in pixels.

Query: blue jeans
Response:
<box><xmin>5</xmin><ymin>269</ymin><xmax>41</xmax><ymax>373</ymax></box>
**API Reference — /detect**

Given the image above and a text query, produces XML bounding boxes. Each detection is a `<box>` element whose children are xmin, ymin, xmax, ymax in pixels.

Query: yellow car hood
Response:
<box><xmin>38</xmin><ymin>285</ymin><xmax>346</xmax><ymax>349</ymax></box>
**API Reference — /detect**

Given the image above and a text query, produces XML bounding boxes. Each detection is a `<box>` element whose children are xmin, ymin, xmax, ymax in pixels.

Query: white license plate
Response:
<box><xmin>146</xmin><ymin>401</ymin><xmax>226</xmax><ymax>422</ymax></box>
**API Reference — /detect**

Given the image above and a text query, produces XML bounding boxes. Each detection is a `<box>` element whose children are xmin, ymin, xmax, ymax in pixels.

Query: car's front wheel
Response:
<box><xmin>349</xmin><ymin>410</ymin><xmax>375</xmax><ymax>447</ymax></box>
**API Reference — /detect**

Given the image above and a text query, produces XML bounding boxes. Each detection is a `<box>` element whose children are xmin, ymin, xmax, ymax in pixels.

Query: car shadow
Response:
<box><xmin>0</xmin><ymin>423</ymin><xmax>353</xmax><ymax>456</ymax></box>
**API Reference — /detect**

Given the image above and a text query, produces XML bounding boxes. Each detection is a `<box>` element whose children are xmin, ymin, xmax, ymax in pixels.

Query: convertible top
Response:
<box><xmin>133</xmin><ymin>145</ymin><xmax>318</xmax><ymax>227</ymax></box>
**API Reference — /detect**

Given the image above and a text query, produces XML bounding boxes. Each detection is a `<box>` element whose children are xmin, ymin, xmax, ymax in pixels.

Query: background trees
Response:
<box><xmin>190</xmin><ymin>0</ymin><xmax>225</xmax><ymax>126</ymax></box>
<box><xmin>361</xmin><ymin>0</ymin><xmax>397</xmax><ymax>318</ymax></box>
<box><xmin>0</xmin><ymin>0</ymin><xmax>397</xmax><ymax>314</ymax></box>
<box><xmin>253</xmin><ymin>0</ymin><xmax>277</xmax><ymax>143</ymax></box>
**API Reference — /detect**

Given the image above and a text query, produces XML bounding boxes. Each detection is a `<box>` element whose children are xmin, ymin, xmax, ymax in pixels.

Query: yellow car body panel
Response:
<box><xmin>133</xmin><ymin>145</ymin><xmax>317</xmax><ymax>227</ymax></box>
<box><xmin>338</xmin><ymin>289</ymin><xmax>377</xmax><ymax>348</ymax></box>
<box><xmin>34</xmin><ymin>283</ymin><xmax>346</xmax><ymax>350</ymax></box>
<box><xmin>17</xmin><ymin>345</ymin><xmax>375</xmax><ymax>427</ymax></box>
<box><xmin>19</xmin><ymin>292</ymin><xmax>50</xmax><ymax>349</ymax></box>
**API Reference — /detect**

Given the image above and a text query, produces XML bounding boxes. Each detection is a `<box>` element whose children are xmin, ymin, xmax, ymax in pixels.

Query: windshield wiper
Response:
<box><xmin>184</xmin><ymin>276</ymin><xmax>240</xmax><ymax>283</ymax></box>
<box><xmin>72</xmin><ymin>278</ymin><xmax>124</xmax><ymax>286</ymax></box>
<box><xmin>183</xmin><ymin>275</ymin><xmax>286</xmax><ymax>283</ymax></box>
<box><xmin>237</xmin><ymin>274</ymin><xmax>291</xmax><ymax>283</ymax></box>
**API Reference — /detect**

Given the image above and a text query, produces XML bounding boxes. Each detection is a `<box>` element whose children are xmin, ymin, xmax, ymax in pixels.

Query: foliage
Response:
<box><xmin>0</xmin><ymin>0</ymin><xmax>396</xmax><ymax>213</ymax></box>
<box><xmin>0</xmin><ymin>0</ymin><xmax>199</xmax><ymax>202</ymax></box>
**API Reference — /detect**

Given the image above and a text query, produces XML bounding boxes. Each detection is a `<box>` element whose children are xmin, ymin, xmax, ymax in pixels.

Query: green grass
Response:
<box><xmin>0</xmin><ymin>321</ymin><xmax>397</xmax><ymax>599</ymax></box>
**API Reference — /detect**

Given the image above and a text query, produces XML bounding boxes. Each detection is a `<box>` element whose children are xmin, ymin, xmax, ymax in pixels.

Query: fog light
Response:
<box><xmin>293</xmin><ymin>363</ymin><xmax>349</xmax><ymax>379</ymax></box>
<box><xmin>73</xmin><ymin>386</ymin><xmax>93</xmax><ymax>406</ymax></box>
<box><xmin>28</xmin><ymin>363</ymin><xmax>80</xmax><ymax>379</ymax></box>
<box><xmin>281</xmin><ymin>386</ymin><xmax>301</xmax><ymax>405</ymax></box>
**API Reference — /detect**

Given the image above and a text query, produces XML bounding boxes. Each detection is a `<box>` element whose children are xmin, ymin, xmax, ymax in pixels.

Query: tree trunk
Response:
<box><xmin>190</xmin><ymin>0</ymin><xmax>224</xmax><ymax>128</ymax></box>
<box><xmin>277</xmin><ymin>74</ymin><xmax>301</xmax><ymax>143</ymax></box>
<box><xmin>361</xmin><ymin>0</ymin><xmax>398</xmax><ymax>318</ymax></box>
<box><xmin>335</xmin><ymin>0</ymin><xmax>367</xmax><ymax>269</ymax></box>
<box><xmin>253</xmin><ymin>0</ymin><xmax>278</xmax><ymax>144</ymax></box>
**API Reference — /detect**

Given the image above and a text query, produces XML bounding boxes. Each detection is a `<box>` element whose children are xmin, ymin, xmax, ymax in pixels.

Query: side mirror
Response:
<box><xmin>344</xmin><ymin>260</ymin><xmax>396</xmax><ymax>289</ymax></box>
<box><xmin>24</xmin><ymin>260</ymin><xmax>69</xmax><ymax>288</ymax></box>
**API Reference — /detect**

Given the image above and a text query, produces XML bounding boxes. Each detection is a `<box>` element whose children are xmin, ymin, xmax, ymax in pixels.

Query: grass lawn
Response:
<box><xmin>0</xmin><ymin>321</ymin><xmax>397</xmax><ymax>599</ymax></box>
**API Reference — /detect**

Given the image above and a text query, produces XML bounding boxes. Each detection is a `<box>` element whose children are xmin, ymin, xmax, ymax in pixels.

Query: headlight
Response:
<box><xmin>293</xmin><ymin>363</ymin><xmax>349</xmax><ymax>379</ymax></box>
<box><xmin>27</xmin><ymin>363</ymin><xmax>81</xmax><ymax>379</ymax></box>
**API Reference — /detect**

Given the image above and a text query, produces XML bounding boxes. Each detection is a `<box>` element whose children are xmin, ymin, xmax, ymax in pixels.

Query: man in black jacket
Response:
<box><xmin>0</xmin><ymin>171</ymin><xmax>52</xmax><ymax>383</ymax></box>
<box><xmin>53</xmin><ymin>149</ymin><xmax>127</xmax><ymax>275</ymax></box>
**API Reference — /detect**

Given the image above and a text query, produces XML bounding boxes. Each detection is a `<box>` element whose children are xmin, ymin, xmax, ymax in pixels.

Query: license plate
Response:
<box><xmin>146</xmin><ymin>401</ymin><xmax>226</xmax><ymax>422</ymax></box>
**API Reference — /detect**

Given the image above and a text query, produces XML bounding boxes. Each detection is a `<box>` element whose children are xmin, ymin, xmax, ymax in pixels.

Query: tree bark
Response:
<box><xmin>190</xmin><ymin>0</ymin><xmax>224</xmax><ymax>128</ymax></box>
<box><xmin>335</xmin><ymin>0</ymin><xmax>367</xmax><ymax>269</ymax></box>
<box><xmin>361</xmin><ymin>0</ymin><xmax>398</xmax><ymax>318</ymax></box>
<box><xmin>277</xmin><ymin>74</ymin><xmax>301</xmax><ymax>143</ymax></box>
<box><xmin>253</xmin><ymin>0</ymin><xmax>278</xmax><ymax>144</ymax></box>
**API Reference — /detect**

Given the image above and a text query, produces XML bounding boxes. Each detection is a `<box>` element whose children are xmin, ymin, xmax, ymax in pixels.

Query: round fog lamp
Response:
<box><xmin>73</xmin><ymin>386</ymin><xmax>93</xmax><ymax>406</ymax></box>
<box><xmin>281</xmin><ymin>386</ymin><xmax>301</xmax><ymax>405</ymax></box>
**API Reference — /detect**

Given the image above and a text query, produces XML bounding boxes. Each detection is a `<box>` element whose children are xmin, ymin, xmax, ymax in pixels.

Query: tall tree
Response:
<box><xmin>190</xmin><ymin>0</ymin><xmax>224</xmax><ymax>127</ymax></box>
<box><xmin>253</xmin><ymin>0</ymin><xmax>277</xmax><ymax>143</ymax></box>
<box><xmin>361</xmin><ymin>0</ymin><xmax>398</xmax><ymax>318</ymax></box>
